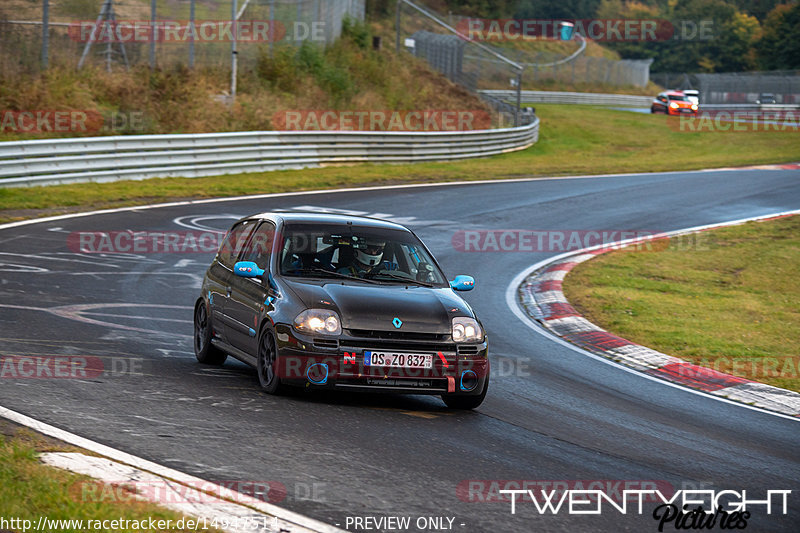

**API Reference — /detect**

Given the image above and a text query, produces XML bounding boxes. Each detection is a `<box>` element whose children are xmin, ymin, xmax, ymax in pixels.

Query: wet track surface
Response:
<box><xmin>1</xmin><ymin>169</ymin><xmax>799</xmax><ymax>532</ymax></box>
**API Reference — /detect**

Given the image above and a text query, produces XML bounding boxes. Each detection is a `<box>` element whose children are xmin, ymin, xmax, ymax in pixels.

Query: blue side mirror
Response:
<box><xmin>450</xmin><ymin>275</ymin><xmax>475</xmax><ymax>291</ymax></box>
<box><xmin>233</xmin><ymin>261</ymin><xmax>265</xmax><ymax>278</ymax></box>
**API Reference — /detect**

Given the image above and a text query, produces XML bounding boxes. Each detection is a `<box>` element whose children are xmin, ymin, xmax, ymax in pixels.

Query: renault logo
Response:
<box><xmin>392</xmin><ymin>317</ymin><xmax>403</xmax><ymax>329</ymax></box>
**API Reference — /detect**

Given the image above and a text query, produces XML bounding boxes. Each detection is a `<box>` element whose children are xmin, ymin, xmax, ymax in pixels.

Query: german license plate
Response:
<box><xmin>363</xmin><ymin>351</ymin><xmax>433</xmax><ymax>369</ymax></box>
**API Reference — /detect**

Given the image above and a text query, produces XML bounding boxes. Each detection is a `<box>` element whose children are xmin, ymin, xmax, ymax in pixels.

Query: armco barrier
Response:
<box><xmin>481</xmin><ymin>90</ymin><xmax>800</xmax><ymax>111</ymax></box>
<box><xmin>0</xmin><ymin>119</ymin><xmax>538</xmax><ymax>188</ymax></box>
<box><xmin>699</xmin><ymin>103</ymin><xmax>799</xmax><ymax>110</ymax></box>
<box><xmin>481</xmin><ymin>90</ymin><xmax>653</xmax><ymax>107</ymax></box>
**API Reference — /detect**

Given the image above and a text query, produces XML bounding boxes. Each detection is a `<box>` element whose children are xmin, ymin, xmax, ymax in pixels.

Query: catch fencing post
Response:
<box><xmin>41</xmin><ymin>0</ymin><xmax>49</xmax><ymax>69</ymax></box>
<box><xmin>231</xmin><ymin>0</ymin><xmax>238</xmax><ymax>103</ymax></box>
<box><xmin>515</xmin><ymin>70</ymin><xmax>522</xmax><ymax>127</ymax></box>
<box><xmin>189</xmin><ymin>0</ymin><xmax>195</xmax><ymax>68</ymax></box>
<box><xmin>149</xmin><ymin>0</ymin><xmax>156</xmax><ymax>69</ymax></box>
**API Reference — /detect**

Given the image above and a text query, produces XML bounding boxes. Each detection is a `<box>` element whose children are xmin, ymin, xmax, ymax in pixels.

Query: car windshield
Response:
<box><xmin>279</xmin><ymin>223</ymin><xmax>448</xmax><ymax>287</ymax></box>
<box><xmin>669</xmin><ymin>95</ymin><xmax>688</xmax><ymax>101</ymax></box>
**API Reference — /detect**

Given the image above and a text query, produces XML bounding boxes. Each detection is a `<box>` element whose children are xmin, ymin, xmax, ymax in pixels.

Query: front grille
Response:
<box><xmin>345</xmin><ymin>329</ymin><xmax>449</xmax><ymax>342</ymax></box>
<box><xmin>334</xmin><ymin>378</ymin><xmax>449</xmax><ymax>392</ymax></box>
<box><xmin>457</xmin><ymin>344</ymin><xmax>480</xmax><ymax>356</ymax></box>
<box><xmin>313</xmin><ymin>338</ymin><xmax>339</xmax><ymax>350</ymax></box>
<box><xmin>342</xmin><ymin>339</ymin><xmax>454</xmax><ymax>352</ymax></box>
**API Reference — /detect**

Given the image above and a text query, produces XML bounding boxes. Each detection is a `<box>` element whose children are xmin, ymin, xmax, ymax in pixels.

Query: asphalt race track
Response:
<box><xmin>1</xmin><ymin>168</ymin><xmax>799</xmax><ymax>532</ymax></box>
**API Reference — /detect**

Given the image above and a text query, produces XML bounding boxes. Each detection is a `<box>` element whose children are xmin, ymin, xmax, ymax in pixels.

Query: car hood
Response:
<box><xmin>283</xmin><ymin>280</ymin><xmax>471</xmax><ymax>334</ymax></box>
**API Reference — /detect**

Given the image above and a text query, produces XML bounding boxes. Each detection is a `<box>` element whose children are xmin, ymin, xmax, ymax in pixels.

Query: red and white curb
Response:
<box><xmin>711</xmin><ymin>162</ymin><xmax>800</xmax><ymax>171</ymax></box>
<box><xmin>509</xmin><ymin>210</ymin><xmax>800</xmax><ymax>418</ymax></box>
<box><xmin>40</xmin><ymin>452</ymin><xmax>301</xmax><ymax>533</ymax></box>
<box><xmin>0</xmin><ymin>406</ymin><xmax>344</xmax><ymax>533</ymax></box>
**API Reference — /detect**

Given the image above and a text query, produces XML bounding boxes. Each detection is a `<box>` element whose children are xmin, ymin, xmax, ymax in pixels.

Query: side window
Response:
<box><xmin>217</xmin><ymin>220</ymin><xmax>257</xmax><ymax>268</ymax></box>
<box><xmin>241</xmin><ymin>221</ymin><xmax>276</xmax><ymax>271</ymax></box>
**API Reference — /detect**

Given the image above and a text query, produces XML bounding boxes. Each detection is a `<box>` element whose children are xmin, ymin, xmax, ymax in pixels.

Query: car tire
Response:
<box><xmin>650</xmin><ymin>106</ymin><xmax>656</xmax><ymax>114</ymax></box>
<box><xmin>257</xmin><ymin>327</ymin><xmax>286</xmax><ymax>394</ymax></box>
<box><xmin>194</xmin><ymin>301</ymin><xmax>227</xmax><ymax>365</ymax></box>
<box><xmin>441</xmin><ymin>375</ymin><xmax>489</xmax><ymax>410</ymax></box>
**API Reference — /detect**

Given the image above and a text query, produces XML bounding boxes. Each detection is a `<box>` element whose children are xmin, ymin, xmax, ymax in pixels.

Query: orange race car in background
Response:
<box><xmin>651</xmin><ymin>91</ymin><xmax>699</xmax><ymax>115</ymax></box>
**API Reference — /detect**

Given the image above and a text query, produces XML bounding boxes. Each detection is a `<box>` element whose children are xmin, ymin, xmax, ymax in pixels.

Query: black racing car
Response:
<box><xmin>193</xmin><ymin>212</ymin><xmax>489</xmax><ymax>409</ymax></box>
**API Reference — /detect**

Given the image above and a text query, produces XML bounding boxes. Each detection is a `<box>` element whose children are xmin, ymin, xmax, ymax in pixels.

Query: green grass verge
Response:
<box><xmin>0</xmin><ymin>428</ymin><xmax>220</xmax><ymax>532</ymax></box>
<box><xmin>563</xmin><ymin>216</ymin><xmax>800</xmax><ymax>392</ymax></box>
<box><xmin>1</xmin><ymin>105</ymin><xmax>798</xmax><ymax>223</ymax></box>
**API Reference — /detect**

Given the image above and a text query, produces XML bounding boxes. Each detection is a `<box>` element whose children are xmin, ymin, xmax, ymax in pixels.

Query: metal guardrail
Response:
<box><xmin>0</xmin><ymin>119</ymin><xmax>539</xmax><ymax>188</ymax></box>
<box><xmin>700</xmin><ymin>103</ymin><xmax>799</xmax><ymax>110</ymax></box>
<box><xmin>481</xmin><ymin>90</ymin><xmax>653</xmax><ymax>107</ymax></box>
<box><xmin>482</xmin><ymin>90</ymin><xmax>800</xmax><ymax>110</ymax></box>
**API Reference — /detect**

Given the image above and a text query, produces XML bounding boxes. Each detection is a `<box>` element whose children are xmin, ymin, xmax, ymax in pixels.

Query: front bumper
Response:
<box><xmin>273</xmin><ymin>324</ymin><xmax>489</xmax><ymax>396</ymax></box>
<box><xmin>668</xmin><ymin>107</ymin><xmax>698</xmax><ymax>115</ymax></box>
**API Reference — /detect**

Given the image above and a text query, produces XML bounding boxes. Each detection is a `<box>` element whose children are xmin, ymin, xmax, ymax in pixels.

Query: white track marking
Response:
<box><xmin>0</xmin><ymin>168</ymin><xmax>798</xmax><ymax>531</ymax></box>
<box><xmin>3</xmin><ymin>165</ymin><xmax>796</xmax><ymax>233</ymax></box>
<box><xmin>0</xmin><ymin>302</ymin><xmax>192</xmax><ymax>337</ymax></box>
<box><xmin>1</xmin><ymin>406</ymin><xmax>344</xmax><ymax>533</ymax></box>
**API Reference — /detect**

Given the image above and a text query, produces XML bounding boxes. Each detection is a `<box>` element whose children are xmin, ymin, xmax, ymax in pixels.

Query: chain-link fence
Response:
<box><xmin>652</xmin><ymin>71</ymin><xmax>800</xmax><ymax>105</ymax></box>
<box><xmin>517</xmin><ymin>55</ymin><xmax>652</xmax><ymax>88</ymax></box>
<box><xmin>395</xmin><ymin>1</ymin><xmax>530</xmax><ymax>125</ymax></box>
<box><xmin>447</xmin><ymin>14</ymin><xmax>652</xmax><ymax>89</ymax></box>
<box><xmin>397</xmin><ymin>1</ymin><xmax>652</xmax><ymax>93</ymax></box>
<box><xmin>396</xmin><ymin>7</ymin><xmax>523</xmax><ymax>88</ymax></box>
<box><xmin>0</xmin><ymin>0</ymin><xmax>365</xmax><ymax>75</ymax></box>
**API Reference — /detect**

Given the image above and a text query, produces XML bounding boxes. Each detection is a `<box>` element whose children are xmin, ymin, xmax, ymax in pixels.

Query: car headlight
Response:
<box><xmin>452</xmin><ymin>317</ymin><xmax>482</xmax><ymax>343</ymax></box>
<box><xmin>294</xmin><ymin>309</ymin><xmax>341</xmax><ymax>335</ymax></box>
<box><xmin>669</xmin><ymin>102</ymin><xmax>679</xmax><ymax>109</ymax></box>
<box><xmin>691</xmin><ymin>104</ymin><xmax>698</xmax><ymax>110</ymax></box>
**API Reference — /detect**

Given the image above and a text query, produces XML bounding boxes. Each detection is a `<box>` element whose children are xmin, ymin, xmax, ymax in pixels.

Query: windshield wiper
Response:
<box><xmin>368</xmin><ymin>272</ymin><xmax>434</xmax><ymax>287</ymax></box>
<box><xmin>291</xmin><ymin>267</ymin><xmax>379</xmax><ymax>284</ymax></box>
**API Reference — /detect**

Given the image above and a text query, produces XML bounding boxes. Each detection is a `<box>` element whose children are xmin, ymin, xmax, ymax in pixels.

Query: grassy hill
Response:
<box><xmin>0</xmin><ymin>1</ymin><xmax>660</xmax><ymax>141</ymax></box>
<box><xmin>0</xmin><ymin>17</ymin><xmax>490</xmax><ymax>141</ymax></box>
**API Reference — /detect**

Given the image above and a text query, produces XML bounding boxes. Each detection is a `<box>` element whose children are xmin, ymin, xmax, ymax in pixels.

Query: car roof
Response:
<box><xmin>683</xmin><ymin>89</ymin><xmax>699</xmax><ymax>94</ymax></box>
<box><xmin>248</xmin><ymin>212</ymin><xmax>410</xmax><ymax>231</ymax></box>
<box><xmin>665</xmin><ymin>91</ymin><xmax>685</xmax><ymax>96</ymax></box>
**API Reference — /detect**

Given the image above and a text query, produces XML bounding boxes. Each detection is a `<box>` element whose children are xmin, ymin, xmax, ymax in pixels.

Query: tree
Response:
<box><xmin>513</xmin><ymin>0</ymin><xmax>605</xmax><ymax>19</ymax></box>
<box><xmin>754</xmin><ymin>2</ymin><xmax>800</xmax><ymax>69</ymax></box>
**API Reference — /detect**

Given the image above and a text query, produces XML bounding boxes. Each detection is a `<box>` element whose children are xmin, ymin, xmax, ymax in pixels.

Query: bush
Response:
<box><xmin>342</xmin><ymin>16</ymin><xmax>371</xmax><ymax>49</ymax></box>
<box><xmin>297</xmin><ymin>42</ymin><xmax>355</xmax><ymax>106</ymax></box>
<box><xmin>317</xmin><ymin>67</ymin><xmax>353</xmax><ymax>106</ymax></box>
<box><xmin>297</xmin><ymin>42</ymin><xmax>325</xmax><ymax>75</ymax></box>
<box><xmin>256</xmin><ymin>46</ymin><xmax>299</xmax><ymax>93</ymax></box>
